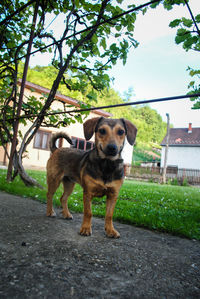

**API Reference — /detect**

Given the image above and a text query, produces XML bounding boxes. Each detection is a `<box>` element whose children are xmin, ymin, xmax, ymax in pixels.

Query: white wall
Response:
<box><xmin>161</xmin><ymin>146</ymin><xmax>200</xmax><ymax>170</ymax></box>
<box><xmin>121</xmin><ymin>139</ymin><xmax>133</xmax><ymax>165</ymax></box>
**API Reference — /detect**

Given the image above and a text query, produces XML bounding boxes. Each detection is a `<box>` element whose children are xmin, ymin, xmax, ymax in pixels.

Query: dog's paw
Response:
<box><xmin>105</xmin><ymin>228</ymin><xmax>120</xmax><ymax>238</ymax></box>
<box><xmin>62</xmin><ymin>211</ymin><xmax>73</xmax><ymax>220</ymax></box>
<box><xmin>79</xmin><ymin>226</ymin><xmax>92</xmax><ymax>236</ymax></box>
<box><xmin>46</xmin><ymin>210</ymin><xmax>57</xmax><ymax>217</ymax></box>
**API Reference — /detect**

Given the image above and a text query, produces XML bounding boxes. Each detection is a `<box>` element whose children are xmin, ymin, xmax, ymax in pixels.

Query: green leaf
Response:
<box><xmin>195</xmin><ymin>14</ymin><xmax>200</xmax><ymax>23</ymax></box>
<box><xmin>100</xmin><ymin>38</ymin><xmax>106</xmax><ymax>50</ymax></box>
<box><xmin>86</xmin><ymin>91</ymin><xmax>97</xmax><ymax>102</ymax></box>
<box><xmin>183</xmin><ymin>36</ymin><xmax>198</xmax><ymax>50</ymax></box>
<box><xmin>82</xmin><ymin>52</ymin><xmax>89</xmax><ymax>58</ymax></box>
<box><xmin>91</xmin><ymin>34</ymin><xmax>98</xmax><ymax>44</ymax></box>
<box><xmin>175</xmin><ymin>28</ymin><xmax>189</xmax><ymax>44</ymax></box>
<box><xmin>182</xmin><ymin>17</ymin><xmax>193</xmax><ymax>28</ymax></box>
<box><xmin>115</xmin><ymin>25</ymin><xmax>122</xmax><ymax>32</ymax></box>
<box><xmin>150</xmin><ymin>2</ymin><xmax>160</xmax><ymax>9</ymax></box>
<box><xmin>169</xmin><ymin>19</ymin><xmax>181</xmax><ymax>28</ymax></box>
<box><xmin>129</xmin><ymin>37</ymin><xmax>139</xmax><ymax>48</ymax></box>
<box><xmin>188</xmin><ymin>81</ymin><xmax>195</xmax><ymax>88</ymax></box>
<box><xmin>142</xmin><ymin>7</ymin><xmax>147</xmax><ymax>15</ymax></box>
<box><xmin>74</xmin><ymin>0</ymin><xmax>79</xmax><ymax>8</ymax></box>
<box><xmin>163</xmin><ymin>3</ymin><xmax>173</xmax><ymax>11</ymax></box>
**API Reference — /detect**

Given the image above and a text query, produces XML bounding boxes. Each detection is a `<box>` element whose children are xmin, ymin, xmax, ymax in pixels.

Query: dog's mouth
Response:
<box><xmin>99</xmin><ymin>144</ymin><xmax>118</xmax><ymax>158</ymax></box>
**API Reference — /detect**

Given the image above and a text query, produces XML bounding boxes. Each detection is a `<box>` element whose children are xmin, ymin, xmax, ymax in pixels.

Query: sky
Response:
<box><xmin>30</xmin><ymin>0</ymin><xmax>200</xmax><ymax>128</ymax></box>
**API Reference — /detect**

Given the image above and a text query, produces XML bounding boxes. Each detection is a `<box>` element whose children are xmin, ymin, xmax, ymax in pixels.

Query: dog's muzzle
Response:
<box><xmin>104</xmin><ymin>144</ymin><xmax>118</xmax><ymax>157</ymax></box>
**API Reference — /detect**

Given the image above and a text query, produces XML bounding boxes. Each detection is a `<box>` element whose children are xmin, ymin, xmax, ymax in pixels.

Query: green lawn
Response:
<box><xmin>0</xmin><ymin>168</ymin><xmax>200</xmax><ymax>240</ymax></box>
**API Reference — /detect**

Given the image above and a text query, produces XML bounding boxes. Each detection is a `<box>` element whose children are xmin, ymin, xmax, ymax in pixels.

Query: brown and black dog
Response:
<box><xmin>46</xmin><ymin>117</ymin><xmax>137</xmax><ymax>238</ymax></box>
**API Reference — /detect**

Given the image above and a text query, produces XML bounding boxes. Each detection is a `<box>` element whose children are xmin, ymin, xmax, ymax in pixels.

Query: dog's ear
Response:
<box><xmin>121</xmin><ymin>118</ymin><xmax>137</xmax><ymax>145</ymax></box>
<box><xmin>84</xmin><ymin>117</ymin><xmax>104</xmax><ymax>140</ymax></box>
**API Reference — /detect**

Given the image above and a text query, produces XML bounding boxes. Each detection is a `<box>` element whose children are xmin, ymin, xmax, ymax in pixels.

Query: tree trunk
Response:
<box><xmin>18</xmin><ymin>164</ymin><xmax>43</xmax><ymax>189</ymax></box>
<box><xmin>13</xmin><ymin>151</ymin><xmax>43</xmax><ymax>189</ymax></box>
<box><xmin>7</xmin><ymin>0</ymin><xmax>39</xmax><ymax>182</ymax></box>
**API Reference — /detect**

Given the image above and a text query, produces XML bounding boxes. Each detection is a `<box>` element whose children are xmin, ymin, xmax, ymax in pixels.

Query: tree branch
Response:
<box><xmin>184</xmin><ymin>0</ymin><xmax>200</xmax><ymax>36</ymax></box>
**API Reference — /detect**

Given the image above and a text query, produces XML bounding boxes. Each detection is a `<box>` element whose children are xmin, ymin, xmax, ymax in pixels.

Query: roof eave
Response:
<box><xmin>18</xmin><ymin>79</ymin><xmax>112</xmax><ymax>118</ymax></box>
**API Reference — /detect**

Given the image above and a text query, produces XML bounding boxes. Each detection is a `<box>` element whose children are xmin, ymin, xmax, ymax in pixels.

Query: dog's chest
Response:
<box><xmin>85</xmin><ymin>158</ymin><xmax>124</xmax><ymax>184</ymax></box>
<box><xmin>83</xmin><ymin>174</ymin><xmax>123</xmax><ymax>198</ymax></box>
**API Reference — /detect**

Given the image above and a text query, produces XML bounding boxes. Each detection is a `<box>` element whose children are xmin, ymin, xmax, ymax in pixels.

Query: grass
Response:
<box><xmin>0</xmin><ymin>168</ymin><xmax>200</xmax><ymax>240</ymax></box>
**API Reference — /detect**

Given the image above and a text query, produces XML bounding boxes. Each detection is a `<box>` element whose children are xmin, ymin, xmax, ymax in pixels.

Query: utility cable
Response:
<box><xmin>6</xmin><ymin>92</ymin><xmax>200</xmax><ymax>122</ymax></box>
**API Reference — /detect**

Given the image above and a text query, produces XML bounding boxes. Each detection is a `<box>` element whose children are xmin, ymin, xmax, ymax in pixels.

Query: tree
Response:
<box><xmin>134</xmin><ymin>106</ymin><xmax>167</xmax><ymax>144</ymax></box>
<box><xmin>0</xmin><ymin>0</ymin><xmax>140</xmax><ymax>186</ymax></box>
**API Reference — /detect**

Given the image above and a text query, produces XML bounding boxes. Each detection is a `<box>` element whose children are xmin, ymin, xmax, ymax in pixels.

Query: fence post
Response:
<box><xmin>162</xmin><ymin>113</ymin><xmax>170</xmax><ymax>184</ymax></box>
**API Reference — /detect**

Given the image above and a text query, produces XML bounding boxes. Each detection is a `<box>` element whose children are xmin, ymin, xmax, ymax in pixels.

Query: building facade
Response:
<box><xmin>160</xmin><ymin>123</ymin><xmax>200</xmax><ymax>170</ymax></box>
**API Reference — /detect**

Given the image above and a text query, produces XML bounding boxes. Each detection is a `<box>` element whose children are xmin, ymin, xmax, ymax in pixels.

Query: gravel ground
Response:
<box><xmin>0</xmin><ymin>191</ymin><xmax>200</xmax><ymax>299</ymax></box>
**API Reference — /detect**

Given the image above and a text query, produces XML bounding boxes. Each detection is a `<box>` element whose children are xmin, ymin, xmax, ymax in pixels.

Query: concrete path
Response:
<box><xmin>0</xmin><ymin>191</ymin><xmax>199</xmax><ymax>298</ymax></box>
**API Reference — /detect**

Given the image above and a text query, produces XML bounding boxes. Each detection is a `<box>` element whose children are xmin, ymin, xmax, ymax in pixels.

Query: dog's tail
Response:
<box><xmin>49</xmin><ymin>132</ymin><xmax>73</xmax><ymax>153</ymax></box>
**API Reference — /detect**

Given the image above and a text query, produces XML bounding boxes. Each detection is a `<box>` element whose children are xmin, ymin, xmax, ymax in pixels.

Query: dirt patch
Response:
<box><xmin>0</xmin><ymin>191</ymin><xmax>199</xmax><ymax>298</ymax></box>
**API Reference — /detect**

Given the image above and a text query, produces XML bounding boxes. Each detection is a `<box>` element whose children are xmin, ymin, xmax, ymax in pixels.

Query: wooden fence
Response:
<box><xmin>126</xmin><ymin>165</ymin><xmax>200</xmax><ymax>185</ymax></box>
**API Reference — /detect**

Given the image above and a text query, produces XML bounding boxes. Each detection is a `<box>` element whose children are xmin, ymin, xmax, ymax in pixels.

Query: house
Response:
<box><xmin>160</xmin><ymin>123</ymin><xmax>200</xmax><ymax>170</ymax></box>
<box><xmin>0</xmin><ymin>81</ymin><xmax>134</xmax><ymax>170</ymax></box>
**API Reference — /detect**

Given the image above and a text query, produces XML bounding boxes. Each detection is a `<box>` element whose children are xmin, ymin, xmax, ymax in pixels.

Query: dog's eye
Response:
<box><xmin>99</xmin><ymin>128</ymin><xmax>106</xmax><ymax>135</ymax></box>
<box><xmin>117</xmin><ymin>129</ymin><xmax>125</xmax><ymax>136</ymax></box>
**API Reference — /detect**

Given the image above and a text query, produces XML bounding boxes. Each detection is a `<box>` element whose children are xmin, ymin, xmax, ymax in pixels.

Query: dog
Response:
<box><xmin>46</xmin><ymin>117</ymin><xmax>137</xmax><ymax>238</ymax></box>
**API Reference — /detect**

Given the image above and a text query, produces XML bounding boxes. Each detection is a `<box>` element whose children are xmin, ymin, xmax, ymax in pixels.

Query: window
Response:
<box><xmin>34</xmin><ymin>130</ymin><xmax>51</xmax><ymax>150</ymax></box>
<box><xmin>71</xmin><ymin>137</ymin><xmax>94</xmax><ymax>151</ymax></box>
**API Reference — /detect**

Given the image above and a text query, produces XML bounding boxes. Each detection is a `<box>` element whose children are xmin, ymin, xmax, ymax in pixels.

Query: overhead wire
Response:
<box><xmin>6</xmin><ymin>92</ymin><xmax>200</xmax><ymax>122</ymax></box>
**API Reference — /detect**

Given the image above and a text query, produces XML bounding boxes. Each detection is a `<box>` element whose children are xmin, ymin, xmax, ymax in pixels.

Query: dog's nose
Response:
<box><xmin>106</xmin><ymin>144</ymin><xmax>118</xmax><ymax>156</ymax></box>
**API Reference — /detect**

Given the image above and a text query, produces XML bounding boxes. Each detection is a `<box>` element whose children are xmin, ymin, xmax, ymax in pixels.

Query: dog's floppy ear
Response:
<box><xmin>84</xmin><ymin>117</ymin><xmax>103</xmax><ymax>140</ymax></box>
<box><xmin>121</xmin><ymin>118</ymin><xmax>137</xmax><ymax>145</ymax></box>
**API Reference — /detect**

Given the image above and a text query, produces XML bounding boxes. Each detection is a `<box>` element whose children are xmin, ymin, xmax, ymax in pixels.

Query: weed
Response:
<box><xmin>182</xmin><ymin>178</ymin><xmax>189</xmax><ymax>187</ymax></box>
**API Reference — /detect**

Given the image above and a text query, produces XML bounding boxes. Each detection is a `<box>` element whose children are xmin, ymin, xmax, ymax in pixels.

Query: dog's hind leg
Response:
<box><xmin>46</xmin><ymin>174</ymin><xmax>62</xmax><ymax>217</ymax></box>
<box><xmin>60</xmin><ymin>177</ymin><xmax>75</xmax><ymax>219</ymax></box>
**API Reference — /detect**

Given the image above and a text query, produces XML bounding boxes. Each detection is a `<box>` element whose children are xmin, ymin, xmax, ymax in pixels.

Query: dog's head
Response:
<box><xmin>84</xmin><ymin>117</ymin><xmax>137</xmax><ymax>160</ymax></box>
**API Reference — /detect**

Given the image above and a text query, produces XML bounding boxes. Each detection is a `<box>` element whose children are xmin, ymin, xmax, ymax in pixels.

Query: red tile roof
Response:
<box><xmin>161</xmin><ymin>127</ymin><xmax>200</xmax><ymax>147</ymax></box>
<box><xmin>18</xmin><ymin>80</ymin><xmax>111</xmax><ymax>118</ymax></box>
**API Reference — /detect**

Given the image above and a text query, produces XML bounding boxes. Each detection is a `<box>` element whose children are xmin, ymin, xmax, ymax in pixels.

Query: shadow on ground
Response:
<box><xmin>0</xmin><ymin>191</ymin><xmax>199</xmax><ymax>298</ymax></box>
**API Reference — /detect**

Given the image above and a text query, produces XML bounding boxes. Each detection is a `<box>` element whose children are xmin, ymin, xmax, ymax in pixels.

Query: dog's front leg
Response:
<box><xmin>105</xmin><ymin>191</ymin><xmax>120</xmax><ymax>238</ymax></box>
<box><xmin>80</xmin><ymin>192</ymin><xmax>92</xmax><ymax>236</ymax></box>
